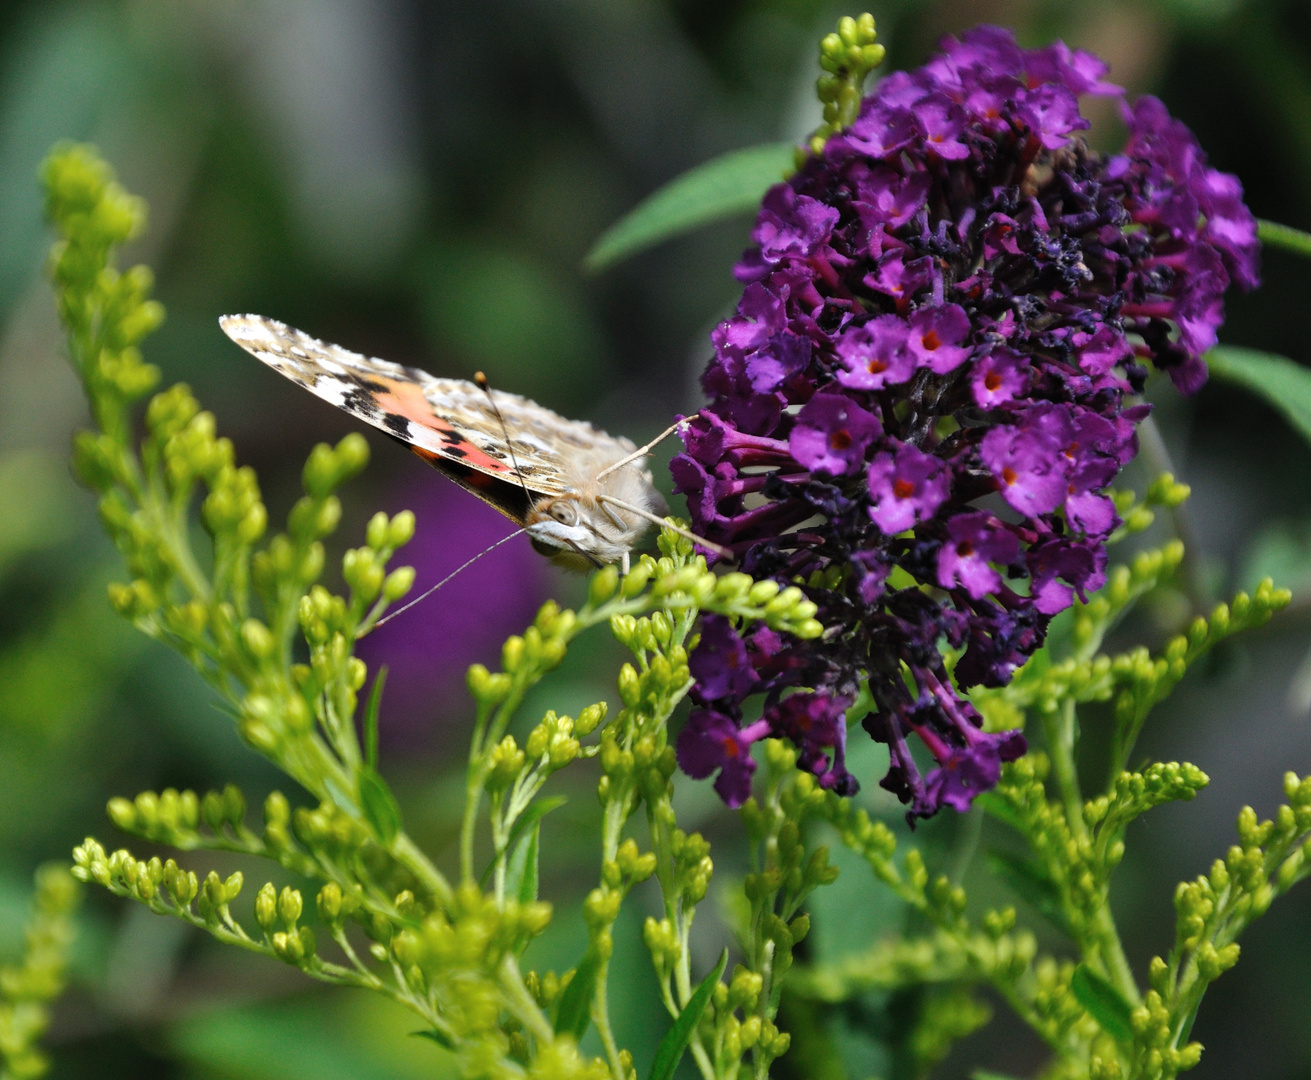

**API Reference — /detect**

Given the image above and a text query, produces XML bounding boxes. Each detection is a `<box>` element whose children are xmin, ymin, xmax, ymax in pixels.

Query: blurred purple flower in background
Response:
<box><xmin>357</xmin><ymin>469</ymin><xmax>546</xmax><ymax>748</ymax></box>
<box><xmin>672</xmin><ymin>25</ymin><xmax>1259</xmax><ymax>819</ymax></box>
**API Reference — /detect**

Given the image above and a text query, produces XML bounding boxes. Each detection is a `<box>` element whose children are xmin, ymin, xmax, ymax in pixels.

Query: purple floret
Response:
<box><xmin>789</xmin><ymin>394</ymin><xmax>881</xmax><ymax>477</ymax></box>
<box><xmin>676</xmin><ymin>708</ymin><xmax>768</xmax><ymax>808</ymax></box>
<box><xmin>671</xmin><ymin>25</ymin><xmax>1258</xmax><ymax>820</ymax></box>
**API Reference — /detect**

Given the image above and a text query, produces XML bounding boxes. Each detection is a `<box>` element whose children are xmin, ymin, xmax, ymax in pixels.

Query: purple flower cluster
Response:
<box><xmin>672</xmin><ymin>27</ymin><xmax>1258</xmax><ymax>819</ymax></box>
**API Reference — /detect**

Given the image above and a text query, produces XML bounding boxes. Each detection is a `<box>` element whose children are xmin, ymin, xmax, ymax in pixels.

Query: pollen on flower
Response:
<box><xmin>671</xmin><ymin>24</ymin><xmax>1258</xmax><ymax>819</ymax></box>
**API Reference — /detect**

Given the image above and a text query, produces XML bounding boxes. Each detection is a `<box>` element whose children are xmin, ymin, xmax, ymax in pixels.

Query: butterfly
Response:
<box><xmin>219</xmin><ymin>314</ymin><xmax>686</xmax><ymax>574</ymax></box>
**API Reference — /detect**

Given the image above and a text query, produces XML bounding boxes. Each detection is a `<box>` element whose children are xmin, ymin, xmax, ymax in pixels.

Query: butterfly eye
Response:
<box><xmin>550</xmin><ymin>502</ymin><xmax>578</xmax><ymax>526</ymax></box>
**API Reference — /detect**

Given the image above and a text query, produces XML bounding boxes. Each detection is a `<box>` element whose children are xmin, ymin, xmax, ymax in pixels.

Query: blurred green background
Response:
<box><xmin>3</xmin><ymin>1</ymin><xmax>1311</xmax><ymax>1077</ymax></box>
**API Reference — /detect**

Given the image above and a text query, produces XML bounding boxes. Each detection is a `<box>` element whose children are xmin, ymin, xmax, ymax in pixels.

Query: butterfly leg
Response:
<box><xmin>621</xmin><ymin>549</ymin><xmax>630</xmax><ymax>576</ymax></box>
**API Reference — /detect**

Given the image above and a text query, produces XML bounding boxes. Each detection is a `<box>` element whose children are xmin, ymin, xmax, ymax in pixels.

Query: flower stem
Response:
<box><xmin>1258</xmin><ymin>217</ymin><xmax>1311</xmax><ymax>260</ymax></box>
<box><xmin>1136</xmin><ymin>414</ymin><xmax>1209</xmax><ymax>612</ymax></box>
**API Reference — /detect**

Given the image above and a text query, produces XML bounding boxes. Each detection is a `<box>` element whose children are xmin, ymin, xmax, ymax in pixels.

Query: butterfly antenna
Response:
<box><xmin>362</xmin><ymin>528</ymin><xmax>527</xmax><ymax>635</ymax></box>
<box><xmin>474</xmin><ymin>371</ymin><xmax>537</xmax><ymax>515</ymax></box>
<box><xmin>594</xmin><ymin>417</ymin><xmax>687</xmax><ymax>481</ymax></box>
<box><xmin>594</xmin><ymin>494</ymin><xmax>733</xmax><ymax>561</ymax></box>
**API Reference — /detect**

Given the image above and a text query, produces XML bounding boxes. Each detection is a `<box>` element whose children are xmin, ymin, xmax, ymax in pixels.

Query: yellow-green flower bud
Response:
<box><xmin>366</xmin><ymin>511</ymin><xmax>389</xmax><ymax>550</ymax></box>
<box><xmin>347</xmin><ymin>657</ymin><xmax>368</xmax><ymax>691</ymax></box>
<box><xmin>240</xmin><ymin>718</ymin><xmax>279</xmax><ymax>754</ymax></box>
<box><xmin>388</xmin><ymin>510</ymin><xmax>416</xmax><ymax>548</ymax></box>
<box><xmin>270</xmin><ymin>930</ymin><xmax>301</xmax><ymax>963</ymax></box>
<box><xmin>588</xmin><ymin>565</ymin><xmax>619</xmax><ymax>606</ymax></box>
<box><xmin>107</xmin><ymin>797</ymin><xmax>137</xmax><ymax>833</ymax></box>
<box><xmin>277</xmin><ymin>885</ymin><xmax>303</xmax><ymax>928</ymax></box>
<box><xmin>502</xmin><ymin>635</ymin><xmax>524</xmax><ymax>672</ymax></box>
<box><xmin>383</xmin><ymin>566</ymin><xmax>415</xmax><ymax>601</ymax></box>
<box><xmin>241</xmin><ymin>618</ymin><xmax>275</xmax><ymax>660</ymax></box>
<box><xmin>255</xmin><ymin>882</ymin><xmax>278</xmax><ymax>931</ymax></box>
<box><xmin>335</xmin><ymin>432</ymin><xmax>369</xmax><ymax>477</ymax></box>
<box><xmin>547</xmin><ymin>733</ymin><xmax>580</xmax><ymax>769</ymax></box>
<box><xmin>487</xmin><ymin>736</ymin><xmax>526</xmax><ymax>791</ymax></box>
<box><xmin>526</xmin><ymin>720</ymin><xmax>550</xmax><ymax>760</ymax></box>
<box><xmin>621</xmin><ymin>561</ymin><xmax>652</xmax><ymax>597</ymax></box>
<box><xmin>319</xmin><ymin>882</ymin><xmax>347</xmax><ymax>926</ymax></box>
<box><xmin>576</xmin><ymin>701</ymin><xmax>607</xmax><ymax>736</ymax></box>
<box><xmin>583</xmin><ymin>887</ymin><xmax>621</xmax><ymax>928</ymax></box>
<box><xmin>618</xmin><ymin>663</ymin><xmax>641</xmax><ymax>707</ymax></box>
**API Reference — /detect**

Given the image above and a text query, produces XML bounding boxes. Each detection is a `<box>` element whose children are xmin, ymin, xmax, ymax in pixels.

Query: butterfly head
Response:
<box><xmin>524</xmin><ymin>454</ymin><xmax>671</xmax><ymax>571</ymax></box>
<box><xmin>524</xmin><ymin>494</ymin><xmax>642</xmax><ymax>571</ymax></box>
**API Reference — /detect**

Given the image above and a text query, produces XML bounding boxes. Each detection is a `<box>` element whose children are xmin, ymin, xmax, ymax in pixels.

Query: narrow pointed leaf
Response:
<box><xmin>974</xmin><ymin>792</ymin><xmax>1025</xmax><ymax>833</ymax></box>
<box><xmin>364</xmin><ymin>665</ymin><xmax>387</xmax><ymax>770</ymax></box>
<box><xmin>554</xmin><ymin>951</ymin><xmax>602</xmax><ymax>1039</ymax></box>
<box><xmin>585</xmin><ymin>142</ymin><xmax>794</xmax><ymax>272</ymax></box>
<box><xmin>504</xmin><ymin>822</ymin><xmax>540</xmax><ymax>905</ymax></box>
<box><xmin>1070</xmin><ymin>964</ymin><xmax>1134</xmax><ymax>1042</ymax></box>
<box><xmin>480</xmin><ymin>796</ymin><xmax>567</xmax><ymax>886</ymax></box>
<box><xmin>646</xmin><ymin>948</ymin><xmax>729</xmax><ymax>1080</ymax></box>
<box><xmin>410</xmin><ymin>1028</ymin><xmax>455</xmax><ymax>1049</ymax></box>
<box><xmin>505</xmin><ymin>795</ymin><xmax>566</xmax><ymax>851</ymax></box>
<box><xmin>1207</xmin><ymin>347</ymin><xmax>1311</xmax><ymax>446</ymax></box>
<box><xmin>358</xmin><ymin>767</ymin><xmax>402</xmax><ymax>847</ymax></box>
<box><xmin>986</xmin><ymin>850</ymin><xmax>1074</xmax><ymax>937</ymax></box>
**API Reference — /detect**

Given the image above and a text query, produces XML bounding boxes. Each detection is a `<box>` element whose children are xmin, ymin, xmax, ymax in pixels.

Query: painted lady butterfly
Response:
<box><xmin>220</xmin><ymin>314</ymin><xmax>677</xmax><ymax>573</ymax></box>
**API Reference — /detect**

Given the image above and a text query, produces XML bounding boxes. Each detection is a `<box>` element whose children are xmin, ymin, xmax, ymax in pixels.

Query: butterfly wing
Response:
<box><xmin>219</xmin><ymin>314</ymin><xmax>635</xmax><ymax>523</ymax></box>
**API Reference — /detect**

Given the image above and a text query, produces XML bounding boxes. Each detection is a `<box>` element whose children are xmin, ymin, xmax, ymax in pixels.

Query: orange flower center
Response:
<box><xmin>893</xmin><ymin>478</ymin><xmax>916</xmax><ymax>500</ymax></box>
<box><xmin>829</xmin><ymin>428</ymin><xmax>852</xmax><ymax>450</ymax></box>
<box><xmin>921</xmin><ymin>330</ymin><xmax>942</xmax><ymax>351</ymax></box>
<box><xmin>984</xmin><ymin>371</ymin><xmax>1002</xmax><ymax>391</ymax></box>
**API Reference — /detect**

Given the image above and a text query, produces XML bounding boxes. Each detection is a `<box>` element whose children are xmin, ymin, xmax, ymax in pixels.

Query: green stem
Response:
<box><xmin>1042</xmin><ymin>698</ymin><xmax>1086</xmax><ymax>843</ymax></box>
<box><xmin>393</xmin><ymin>833</ymin><xmax>454</xmax><ymax>909</ymax></box>
<box><xmin>592</xmin><ymin>791</ymin><xmax>631</xmax><ymax>1080</ymax></box>
<box><xmin>1258</xmin><ymin>217</ymin><xmax>1311</xmax><ymax>259</ymax></box>
<box><xmin>1089</xmin><ymin>900</ymin><xmax>1141</xmax><ymax>1007</ymax></box>
<box><xmin>499</xmin><ymin>955</ymin><xmax>556</xmax><ymax>1045</ymax></box>
<box><xmin>460</xmin><ymin>703</ymin><xmax>495</xmax><ymax>885</ymax></box>
<box><xmin>1042</xmin><ymin>703</ymin><xmax>1139</xmax><ymax>1005</ymax></box>
<box><xmin>1136</xmin><ymin>414</ymin><xmax>1208</xmax><ymax>613</ymax></box>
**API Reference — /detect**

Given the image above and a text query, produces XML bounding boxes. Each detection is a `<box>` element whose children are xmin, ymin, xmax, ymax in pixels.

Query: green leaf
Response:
<box><xmin>585</xmin><ymin>142</ymin><xmax>794</xmax><ymax>272</ymax></box>
<box><xmin>647</xmin><ymin>948</ymin><xmax>729</xmax><ymax>1080</ymax></box>
<box><xmin>410</xmin><ymin>1028</ymin><xmax>455</xmax><ymax>1049</ymax></box>
<box><xmin>1069</xmin><ymin>964</ymin><xmax>1134</xmax><ymax>1042</ymax></box>
<box><xmin>505</xmin><ymin>795</ymin><xmax>566</xmax><ymax>852</ymax></box>
<box><xmin>364</xmin><ymin>666</ymin><xmax>387</xmax><ymax>770</ymax></box>
<box><xmin>986</xmin><ymin>851</ymin><xmax>1074</xmax><ymax>938</ymax></box>
<box><xmin>554</xmin><ymin>950</ymin><xmax>602</xmax><ymax>1040</ymax></box>
<box><xmin>971</xmin><ymin>1071</ymin><xmax>1025</xmax><ymax>1080</ymax></box>
<box><xmin>358</xmin><ymin>767</ymin><xmax>402</xmax><ymax>847</ymax></box>
<box><xmin>480</xmin><ymin>796</ymin><xmax>567</xmax><ymax>887</ymax></box>
<box><xmin>1207</xmin><ymin>347</ymin><xmax>1311</xmax><ymax>446</ymax></box>
<box><xmin>1259</xmin><ymin>218</ymin><xmax>1311</xmax><ymax>260</ymax></box>
<box><xmin>504</xmin><ymin>822</ymin><xmax>540</xmax><ymax>905</ymax></box>
<box><xmin>974</xmin><ymin>793</ymin><xmax>1026</xmax><ymax>834</ymax></box>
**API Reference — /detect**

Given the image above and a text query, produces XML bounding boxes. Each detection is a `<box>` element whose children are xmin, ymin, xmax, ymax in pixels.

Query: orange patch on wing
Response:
<box><xmin>371</xmin><ymin>375</ymin><xmax>510</xmax><ymax>474</ymax></box>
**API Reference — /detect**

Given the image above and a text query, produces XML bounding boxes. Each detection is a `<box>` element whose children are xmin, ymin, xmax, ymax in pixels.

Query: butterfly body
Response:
<box><xmin>219</xmin><ymin>314</ymin><xmax>667</xmax><ymax>569</ymax></box>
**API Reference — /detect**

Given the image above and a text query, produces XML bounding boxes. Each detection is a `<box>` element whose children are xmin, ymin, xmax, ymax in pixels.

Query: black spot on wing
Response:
<box><xmin>341</xmin><ymin>386</ymin><xmax>384</xmax><ymax>420</ymax></box>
